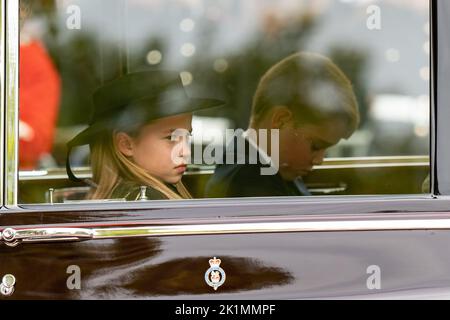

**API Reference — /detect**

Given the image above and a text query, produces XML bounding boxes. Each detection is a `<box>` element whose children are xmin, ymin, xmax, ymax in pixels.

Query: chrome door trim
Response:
<box><xmin>0</xmin><ymin>0</ymin><xmax>6</xmax><ymax>207</ymax></box>
<box><xmin>4</xmin><ymin>0</ymin><xmax>19</xmax><ymax>207</ymax></box>
<box><xmin>2</xmin><ymin>214</ymin><xmax>450</xmax><ymax>246</ymax></box>
<box><xmin>433</xmin><ymin>0</ymin><xmax>450</xmax><ymax>195</ymax></box>
<box><xmin>91</xmin><ymin>218</ymin><xmax>450</xmax><ymax>237</ymax></box>
<box><xmin>430</xmin><ymin>0</ymin><xmax>437</xmax><ymax>196</ymax></box>
<box><xmin>12</xmin><ymin>194</ymin><xmax>436</xmax><ymax>214</ymax></box>
<box><xmin>2</xmin><ymin>0</ymin><xmax>436</xmax><ymax>206</ymax></box>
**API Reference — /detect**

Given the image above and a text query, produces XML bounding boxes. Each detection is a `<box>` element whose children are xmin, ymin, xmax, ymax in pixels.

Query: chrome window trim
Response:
<box><xmin>2</xmin><ymin>0</ymin><xmax>437</xmax><ymax>211</ymax></box>
<box><xmin>3</xmin><ymin>0</ymin><xmax>19</xmax><ymax>207</ymax></box>
<box><xmin>433</xmin><ymin>0</ymin><xmax>450</xmax><ymax>195</ymax></box>
<box><xmin>11</xmin><ymin>194</ymin><xmax>443</xmax><ymax>214</ymax></box>
<box><xmin>430</xmin><ymin>0</ymin><xmax>437</xmax><ymax>195</ymax></box>
<box><xmin>0</xmin><ymin>0</ymin><xmax>6</xmax><ymax>207</ymax></box>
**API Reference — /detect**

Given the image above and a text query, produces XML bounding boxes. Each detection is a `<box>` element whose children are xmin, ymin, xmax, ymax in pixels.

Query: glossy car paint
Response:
<box><xmin>2</xmin><ymin>0</ymin><xmax>450</xmax><ymax>300</ymax></box>
<box><xmin>2</xmin><ymin>196</ymin><xmax>450</xmax><ymax>299</ymax></box>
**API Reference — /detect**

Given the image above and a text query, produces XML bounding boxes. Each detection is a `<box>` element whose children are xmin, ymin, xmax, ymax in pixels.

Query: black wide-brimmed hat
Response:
<box><xmin>66</xmin><ymin>70</ymin><xmax>225</xmax><ymax>182</ymax></box>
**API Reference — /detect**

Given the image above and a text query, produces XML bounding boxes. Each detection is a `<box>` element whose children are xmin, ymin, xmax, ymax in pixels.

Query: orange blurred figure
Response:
<box><xmin>19</xmin><ymin>39</ymin><xmax>61</xmax><ymax>170</ymax></box>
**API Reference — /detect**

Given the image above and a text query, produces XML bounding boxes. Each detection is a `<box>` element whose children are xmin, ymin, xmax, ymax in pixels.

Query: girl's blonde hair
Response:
<box><xmin>89</xmin><ymin>130</ymin><xmax>192</xmax><ymax>200</ymax></box>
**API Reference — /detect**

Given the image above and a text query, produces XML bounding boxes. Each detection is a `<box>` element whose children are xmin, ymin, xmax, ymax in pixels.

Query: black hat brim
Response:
<box><xmin>67</xmin><ymin>97</ymin><xmax>225</xmax><ymax>148</ymax></box>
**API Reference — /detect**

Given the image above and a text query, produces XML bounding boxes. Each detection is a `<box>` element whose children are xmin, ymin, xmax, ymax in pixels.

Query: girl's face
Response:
<box><xmin>116</xmin><ymin>113</ymin><xmax>193</xmax><ymax>184</ymax></box>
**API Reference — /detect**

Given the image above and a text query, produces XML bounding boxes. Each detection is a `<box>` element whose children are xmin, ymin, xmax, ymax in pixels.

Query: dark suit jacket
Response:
<box><xmin>204</xmin><ymin>134</ymin><xmax>311</xmax><ymax>198</ymax></box>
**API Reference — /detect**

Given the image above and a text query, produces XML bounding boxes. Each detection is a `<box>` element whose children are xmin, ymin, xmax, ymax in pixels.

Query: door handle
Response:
<box><xmin>0</xmin><ymin>227</ymin><xmax>94</xmax><ymax>247</ymax></box>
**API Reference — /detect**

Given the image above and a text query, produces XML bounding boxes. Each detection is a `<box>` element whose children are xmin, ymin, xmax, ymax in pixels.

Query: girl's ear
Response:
<box><xmin>115</xmin><ymin>132</ymin><xmax>134</xmax><ymax>157</ymax></box>
<box><xmin>270</xmin><ymin>106</ymin><xmax>294</xmax><ymax>129</ymax></box>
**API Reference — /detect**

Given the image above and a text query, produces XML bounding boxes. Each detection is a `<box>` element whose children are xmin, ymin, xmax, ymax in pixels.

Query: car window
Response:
<box><xmin>17</xmin><ymin>0</ymin><xmax>430</xmax><ymax>205</ymax></box>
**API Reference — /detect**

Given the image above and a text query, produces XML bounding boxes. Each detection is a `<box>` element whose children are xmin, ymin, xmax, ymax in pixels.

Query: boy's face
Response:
<box><xmin>278</xmin><ymin>119</ymin><xmax>347</xmax><ymax>181</ymax></box>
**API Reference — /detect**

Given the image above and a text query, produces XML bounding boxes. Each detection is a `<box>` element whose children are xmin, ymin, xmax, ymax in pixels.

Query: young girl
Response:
<box><xmin>66</xmin><ymin>70</ymin><xmax>224</xmax><ymax>200</ymax></box>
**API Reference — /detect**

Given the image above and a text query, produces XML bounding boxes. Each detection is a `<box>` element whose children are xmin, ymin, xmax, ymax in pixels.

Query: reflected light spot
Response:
<box><xmin>213</xmin><ymin>59</ymin><xmax>229</xmax><ymax>73</ymax></box>
<box><xmin>420</xmin><ymin>67</ymin><xmax>429</xmax><ymax>81</ymax></box>
<box><xmin>146</xmin><ymin>50</ymin><xmax>162</xmax><ymax>65</ymax></box>
<box><xmin>181</xmin><ymin>43</ymin><xmax>196</xmax><ymax>57</ymax></box>
<box><xmin>180</xmin><ymin>71</ymin><xmax>193</xmax><ymax>86</ymax></box>
<box><xmin>180</xmin><ymin>18</ymin><xmax>195</xmax><ymax>32</ymax></box>
<box><xmin>414</xmin><ymin>125</ymin><xmax>428</xmax><ymax>138</ymax></box>
<box><xmin>385</xmin><ymin>49</ymin><xmax>400</xmax><ymax>63</ymax></box>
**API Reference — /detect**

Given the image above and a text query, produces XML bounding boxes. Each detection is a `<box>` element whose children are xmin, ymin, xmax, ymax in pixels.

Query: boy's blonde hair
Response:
<box><xmin>250</xmin><ymin>52</ymin><xmax>360</xmax><ymax>138</ymax></box>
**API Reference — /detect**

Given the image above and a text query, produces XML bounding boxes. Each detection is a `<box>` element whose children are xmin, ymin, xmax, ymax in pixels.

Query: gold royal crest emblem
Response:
<box><xmin>204</xmin><ymin>257</ymin><xmax>226</xmax><ymax>291</ymax></box>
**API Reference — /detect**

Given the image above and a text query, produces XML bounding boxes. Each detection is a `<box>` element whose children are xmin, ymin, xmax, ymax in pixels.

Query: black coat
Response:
<box><xmin>110</xmin><ymin>180</ymin><xmax>179</xmax><ymax>201</ymax></box>
<box><xmin>204</xmin><ymin>134</ymin><xmax>311</xmax><ymax>198</ymax></box>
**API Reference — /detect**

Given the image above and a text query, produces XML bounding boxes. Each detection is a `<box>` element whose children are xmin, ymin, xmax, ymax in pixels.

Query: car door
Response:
<box><xmin>2</xmin><ymin>0</ymin><xmax>450</xmax><ymax>300</ymax></box>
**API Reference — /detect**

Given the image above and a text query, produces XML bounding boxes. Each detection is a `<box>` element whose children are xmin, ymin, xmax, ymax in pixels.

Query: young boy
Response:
<box><xmin>205</xmin><ymin>52</ymin><xmax>360</xmax><ymax>198</ymax></box>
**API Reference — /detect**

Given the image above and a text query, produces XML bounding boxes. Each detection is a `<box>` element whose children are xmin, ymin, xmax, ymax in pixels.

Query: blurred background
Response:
<box><xmin>18</xmin><ymin>0</ymin><xmax>430</xmax><ymax>171</ymax></box>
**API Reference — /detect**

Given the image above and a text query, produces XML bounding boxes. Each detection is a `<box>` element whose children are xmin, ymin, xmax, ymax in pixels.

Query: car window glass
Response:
<box><xmin>17</xmin><ymin>0</ymin><xmax>430</xmax><ymax>204</ymax></box>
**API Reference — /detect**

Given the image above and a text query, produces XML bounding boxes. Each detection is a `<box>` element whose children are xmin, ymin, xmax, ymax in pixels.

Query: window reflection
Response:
<box><xmin>18</xmin><ymin>0</ymin><xmax>430</xmax><ymax>203</ymax></box>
